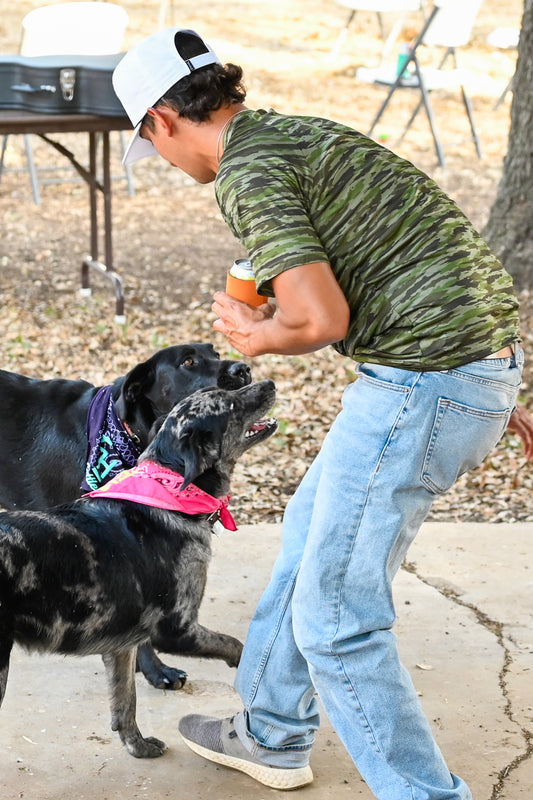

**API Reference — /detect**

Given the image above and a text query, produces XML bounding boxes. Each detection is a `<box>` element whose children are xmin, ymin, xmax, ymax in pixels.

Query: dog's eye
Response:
<box><xmin>181</xmin><ymin>357</ymin><xmax>195</xmax><ymax>368</ymax></box>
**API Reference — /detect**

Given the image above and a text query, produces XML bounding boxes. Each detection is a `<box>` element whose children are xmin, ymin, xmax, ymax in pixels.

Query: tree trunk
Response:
<box><xmin>483</xmin><ymin>0</ymin><xmax>533</xmax><ymax>290</ymax></box>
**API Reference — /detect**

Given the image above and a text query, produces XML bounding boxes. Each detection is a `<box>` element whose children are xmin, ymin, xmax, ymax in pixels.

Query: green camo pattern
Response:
<box><xmin>215</xmin><ymin>109</ymin><xmax>519</xmax><ymax>370</ymax></box>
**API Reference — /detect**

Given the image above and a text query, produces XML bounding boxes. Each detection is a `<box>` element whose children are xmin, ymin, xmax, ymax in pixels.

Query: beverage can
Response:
<box><xmin>226</xmin><ymin>258</ymin><xmax>268</xmax><ymax>306</ymax></box>
<box><xmin>229</xmin><ymin>258</ymin><xmax>255</xmax><ymax>280</ymax></box>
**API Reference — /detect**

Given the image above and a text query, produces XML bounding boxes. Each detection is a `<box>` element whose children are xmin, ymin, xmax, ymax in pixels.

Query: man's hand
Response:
<box><xmin>507</xmin><ymin>405</ymin><xmax>533</xmax><ymax>460</ymax></box>
<box><xmin>212</xmin><ymin>262</ymin><xmax>350</xmax><ymax>357</ymax></box>
<box><xmin>212</xmin><ymin>293</ymin><xmax>275</xmax><ymax>356</ymax></box>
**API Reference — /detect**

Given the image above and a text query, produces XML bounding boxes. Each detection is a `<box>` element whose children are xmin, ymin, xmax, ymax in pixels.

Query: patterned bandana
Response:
<box><xmin>82</xmin><ymin>460</ymin><xmax>237</xmax><ymax>531</ymax></box>
<box><xmin>81</xmin><ymin>385</ymin><xmax>141</xmax><ymax>492</ymax></box>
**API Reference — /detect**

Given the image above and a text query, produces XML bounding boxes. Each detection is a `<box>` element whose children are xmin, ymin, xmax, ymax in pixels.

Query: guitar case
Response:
<box><xmin>0</xmin><ymin>53</ymin><xmax>126</xmax><ymax>116</ymax></box>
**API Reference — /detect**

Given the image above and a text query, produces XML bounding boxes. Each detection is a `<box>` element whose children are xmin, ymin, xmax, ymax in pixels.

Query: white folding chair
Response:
<box><xmin>359</xmin><ymin>0</ymin><xmax>483</xmax><ymax>167</ymax></box>
<box><xmin>20</xmin><ymin>1</ymin><xmax>129</xmax><ymax>56</ymax></box>
<box><xmin>330</xmin><ymin>0</ymin><xmax>423</xmax><ymax>60</ymax></box>
<box><xmin>0</xmin><ymin>2</ymin><xmax>133</xmax><ymax>204</ymax></box>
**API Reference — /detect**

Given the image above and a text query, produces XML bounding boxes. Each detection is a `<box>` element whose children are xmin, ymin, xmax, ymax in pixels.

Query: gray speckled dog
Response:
<box><xmin>0</xmin><ymin>380</ymin><xmax>276</xmax><ymax>758</ymax></box>
<box><xmin>0</xmin><ymin>342</ymin><xmax>252</xmax><ymax>692</ymax></box>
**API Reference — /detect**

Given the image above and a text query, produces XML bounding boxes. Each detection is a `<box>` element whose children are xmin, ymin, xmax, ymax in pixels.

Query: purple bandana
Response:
<box><xmin>81</xmin><ymin>385</ymin><xmax>141</xmax><ymax>492</ymax></box>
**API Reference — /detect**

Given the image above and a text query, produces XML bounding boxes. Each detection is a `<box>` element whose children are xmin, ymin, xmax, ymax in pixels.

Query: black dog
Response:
<box><xmin>0</xmin><ymin>343</ymin><xmax>251</xmax><ymax>690</ymax></box>
<box><xmin>0</xmin><ymin>380</ymin><xmax>277</xmax><ymax>758</ymax></box>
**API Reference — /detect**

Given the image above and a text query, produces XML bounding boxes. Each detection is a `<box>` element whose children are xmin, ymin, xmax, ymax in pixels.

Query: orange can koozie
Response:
<box><xmin>226</xmin><ymin>258</ymin><xmax>267</xmax><ymax>307</ymax></box>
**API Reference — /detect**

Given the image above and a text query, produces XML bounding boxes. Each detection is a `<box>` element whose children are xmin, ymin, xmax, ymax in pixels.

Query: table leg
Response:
<box><xmin>81</xmin><ymin>131</ymin><xmax>125</xmax><ymax>323</ymax></box>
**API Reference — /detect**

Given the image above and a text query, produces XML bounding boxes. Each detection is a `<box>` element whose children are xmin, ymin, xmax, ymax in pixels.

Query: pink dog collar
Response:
<box><xmin>83</xmin><ymin>460</ymin><xmax>237</xmax><ymax>531</ymax></box>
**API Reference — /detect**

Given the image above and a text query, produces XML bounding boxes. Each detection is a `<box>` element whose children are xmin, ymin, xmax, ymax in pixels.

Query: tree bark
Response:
<box><xmin>483</xmin><ymin>0</ymin><xmax>533</xmax><ymax>290</ymax></box>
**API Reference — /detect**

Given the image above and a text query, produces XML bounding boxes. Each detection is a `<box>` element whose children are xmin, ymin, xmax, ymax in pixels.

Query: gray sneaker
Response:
<box><xmin>178</xmin><ymin>714</ymin><xmax>314</xmax><ymax>790</ymax></box>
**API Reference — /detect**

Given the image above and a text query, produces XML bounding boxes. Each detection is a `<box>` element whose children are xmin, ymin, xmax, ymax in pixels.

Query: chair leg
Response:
<box><xmin>385</xmin><ymin>59</ymin><xmax>446</xmax><ymax>167</ymax></box>
<box><xmin>119</xmin><ymin>131</ymin><xmax>135</xmax><ymax>196</ymax></box>
<box><xmin>397</xmin><ymin>47</ymin><xmax>453</xmax><ymax>141</ymax></box>
<box><xmin>330</xmin><ymin>9</ymin><xmax>357</xmax><ymax>58</ymax></box>
<box><xmin>0</xmin><ymin>135</ymin><xmax>8</xmax><ymax>183</ymax></box>
<box><xmin>396</xmin><ymin>98</ymin><xmax>423</xmax><ymax>146</ymax></box>
<box><xmin>380</xmin><ymin>17</ymin><xmax>409</xmax><ymax>62</ymax></box>
<box><xmin>446</xmin><ymin>46</ymin><xmax>481</xmax><ymax>158</ymax></box>
<box><xmin>24</xmin><ymin>134</ymin><xmax>41</xmax><ymax>205</ymax></box>
<box><xmin>0</xmin><ymin>134</ymin><xmax>41</xmax><ymax>204</ymax></box>
<box><xmin>376</xmin><ymin>11</ymin><xmax>386</xmax><ymax>41</ymax></box>
<box><xmin>332</xmin><ymin>9</ymin><xmax>404</xmax><ymax>61</ymax></box>
<box><xmin>415</xmin><ymin>75</ymin><xmax>446</xmax><ymax>167</ymax></box>
<box><xmin>158</xmin><ymin>0</ymin><xmax>175</xmax><ymax>29</ymax></box>
<box><xmin>493</xmin><ymin>75</ymin><xmax>514</xmax><ymax>110</ymax></box>
<box><xmin>124</xmin><ymin>162</ymin><xmax>135</xmax><ymax>197</ymax></box>
<box><xmin>460</xmin><ymin>86</ymin><xmax>482</xmax><ymax>158</ymax></box>
<box><xmin>396</xmin><ymin>54</ymin><xmax>434</xmax><ymax>147</ymax></box>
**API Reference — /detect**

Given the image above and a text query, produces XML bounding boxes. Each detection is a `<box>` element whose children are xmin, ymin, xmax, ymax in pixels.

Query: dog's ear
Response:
<box><xmin>179</xmin><ymin>428</ymin><xmax>205</xmax><ymax>489</ymax></box>
<box><xmin>178</xmin><ymin>408</ymin><xmax>231</xmax><ymax>489</ymax></box>
<box><xmin>114</xmin><ymin>362</ymin><xmax>156</xmax><ymax>420</ymax></box>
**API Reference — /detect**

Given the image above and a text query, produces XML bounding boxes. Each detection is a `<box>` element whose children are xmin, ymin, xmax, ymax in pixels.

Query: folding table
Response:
<box><xmin>0</xmin><ymin>110</ymin><xmax>132</xmax><ymax>322</ymax></box>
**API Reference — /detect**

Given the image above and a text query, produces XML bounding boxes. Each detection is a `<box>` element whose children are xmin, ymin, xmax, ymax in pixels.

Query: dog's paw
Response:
<box><xmin>144</xmin><ymin>665</ymin><xmax>188</xmax><ymax>691</ymax></box>
<box><xmin>224</xmin><ymin>637</ymin><xmax>244</xmax><ymax>668</ymax></box>
<box><xmin>127</xmin><ymin>735</ymin><xmax>167</xmax><ymax>759</ymax></box>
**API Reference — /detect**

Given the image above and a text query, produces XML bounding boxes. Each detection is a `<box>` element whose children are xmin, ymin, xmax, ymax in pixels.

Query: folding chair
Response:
<box><xmin>359</xmin><ymin>0</ymin><xmax>483</xmax><ymax>167</ymax></box>
<box><xmin>0</xmin><ymin>1</ymin><xmax>134</xmax><ymax>204</ymax></box>
<box><xmin>330</xmin><ymin>0</ymin><xmax>423</xmax><ymax>60</ymax></box>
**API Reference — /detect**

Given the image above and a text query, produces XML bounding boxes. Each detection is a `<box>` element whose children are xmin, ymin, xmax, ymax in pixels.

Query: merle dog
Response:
<box><xmin>0</xmin><ymin>343</ymin><xmax>251</xmax><ymax>690</ymax></box>
<box><xmin>0</xmin><ymin>380</ymin><xmax>277</xmax><ymax>758</ymax></box>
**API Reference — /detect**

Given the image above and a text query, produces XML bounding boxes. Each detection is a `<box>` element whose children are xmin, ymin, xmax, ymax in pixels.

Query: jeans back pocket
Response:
<box><xmin>422</xmin><ymin>398</ymin><xmax>511</xmax><ymax>495</ymax></box>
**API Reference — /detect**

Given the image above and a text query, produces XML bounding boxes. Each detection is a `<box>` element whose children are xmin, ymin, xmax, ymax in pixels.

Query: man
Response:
<box><xmin>113</xmin><ymin>29</ymin><xmax>523</xmax><ymax>800</ymax></box>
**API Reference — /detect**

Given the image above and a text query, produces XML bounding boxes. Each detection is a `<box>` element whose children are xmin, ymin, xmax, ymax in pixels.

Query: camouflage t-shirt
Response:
<box><xmin>215</xmin><ymin>109</ymin><xmax>519</xmax><ymax>370</ymax></box>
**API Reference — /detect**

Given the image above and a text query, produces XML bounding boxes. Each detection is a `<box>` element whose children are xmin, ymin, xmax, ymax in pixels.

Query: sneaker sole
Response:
<box><xmin>179</xmin><ymin>733</ymin><xmax>314</xmax><ymax>790</ymax></box>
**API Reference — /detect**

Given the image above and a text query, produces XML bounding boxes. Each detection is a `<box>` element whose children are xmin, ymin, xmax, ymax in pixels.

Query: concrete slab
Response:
<box><xmin>1</xmin><ymin>522</ymin><xmax>531</xmax><ymax>800</ymax></box>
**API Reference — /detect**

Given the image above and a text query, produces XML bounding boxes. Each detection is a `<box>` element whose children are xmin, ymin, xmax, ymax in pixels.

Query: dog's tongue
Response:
<box><xmin>245</xmin><ymin>416</ymin><xmax>277</xmax><ymax>440</ymax></box>
<box><xmin>249</xmin><ymin>420</ymin><xmax>268</xmax><ymax>432</ymax></box>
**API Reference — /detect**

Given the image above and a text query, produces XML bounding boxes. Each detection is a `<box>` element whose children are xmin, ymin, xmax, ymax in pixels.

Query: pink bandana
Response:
<box><xmin>83</xmin><ymin>460</ymin><xmax>237</xmax><ymax>531</ymax></box>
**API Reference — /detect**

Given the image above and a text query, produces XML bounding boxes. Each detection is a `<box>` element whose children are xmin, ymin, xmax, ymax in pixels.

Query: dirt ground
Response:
<box><xmin>0</xmin><ymin>0</ymin><xmax>531</xmax><ymax>524</ymax></box>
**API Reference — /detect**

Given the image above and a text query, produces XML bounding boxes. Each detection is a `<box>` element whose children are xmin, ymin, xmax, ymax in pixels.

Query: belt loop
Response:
<box><xmin>511</xmin><ymin>341</ymin><xmax>523</xmax><ymax>369</ymax></box>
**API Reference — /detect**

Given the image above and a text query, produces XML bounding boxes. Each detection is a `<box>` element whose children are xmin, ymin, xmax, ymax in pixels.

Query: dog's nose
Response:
<box><xmin>227</xmin><ymin>362</ymin><xmax>252</xmax><ymax>385</ymax></box>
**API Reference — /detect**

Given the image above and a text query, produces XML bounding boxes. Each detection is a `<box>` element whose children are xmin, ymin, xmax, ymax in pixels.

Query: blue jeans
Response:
<box><xmin>234</xmin><ymin>350</ymin><xmax>523</xmax><ymax>800</ymax></box>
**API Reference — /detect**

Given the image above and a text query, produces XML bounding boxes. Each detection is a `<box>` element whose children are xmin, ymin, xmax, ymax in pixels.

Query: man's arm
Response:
<box><xmin>212</xmin><ymin>261</ymin><xmax>350</xmax><ymax>357</ymax></box>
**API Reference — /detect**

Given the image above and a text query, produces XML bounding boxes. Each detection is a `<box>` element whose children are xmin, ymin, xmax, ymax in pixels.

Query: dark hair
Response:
<box><xmin>142</xmin><ymin>63</ymin><xmax>246</xmax><ymax>133</ymax></box>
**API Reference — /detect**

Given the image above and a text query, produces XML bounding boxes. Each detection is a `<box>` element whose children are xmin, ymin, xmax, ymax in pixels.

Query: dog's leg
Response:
<box><xmin>155</xmin><ymin>621</ymin><xmax>243</xmax><ymax>668</ymax></box>
<box><xmin>136</xmin><ymin>642</ymin><xmax>188</xmax><ymax>691</ymax></box>
<box><xmin>102</xmin><ymin>649</ymin><xmax>166</xmax><ymax>758</ymax></box>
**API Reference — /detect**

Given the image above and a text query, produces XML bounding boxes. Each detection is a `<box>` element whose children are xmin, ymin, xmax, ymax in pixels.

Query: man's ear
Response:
<box><xmin>147</xmin><ymin>106</ymin><xmax>176</xmax><ymax>137</ymax></box>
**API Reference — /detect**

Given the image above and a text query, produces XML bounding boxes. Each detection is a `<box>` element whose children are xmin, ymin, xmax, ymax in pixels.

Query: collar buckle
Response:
<box><xmin>207</xmin><ymin>508</ymin><xmax>221</xmax><ymax>523</ymax></box>
<box><xmin>207</xmin><ymin>510</ymin><xmax>225</xmax><ymax>537</ymax></box>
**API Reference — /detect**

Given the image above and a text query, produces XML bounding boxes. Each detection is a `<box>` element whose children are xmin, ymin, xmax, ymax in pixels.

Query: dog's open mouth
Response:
<box><xmin>244</xmin><ymin>416</ymin><xmax>278</xmax><ymax>444</ymax></box>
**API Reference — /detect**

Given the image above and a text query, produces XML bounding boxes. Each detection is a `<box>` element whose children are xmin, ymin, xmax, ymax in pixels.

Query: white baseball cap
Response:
<box><xmin>113</xmin><ymin>28</ymin><xmax>220</xmax><ymax>165</ymax></box>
